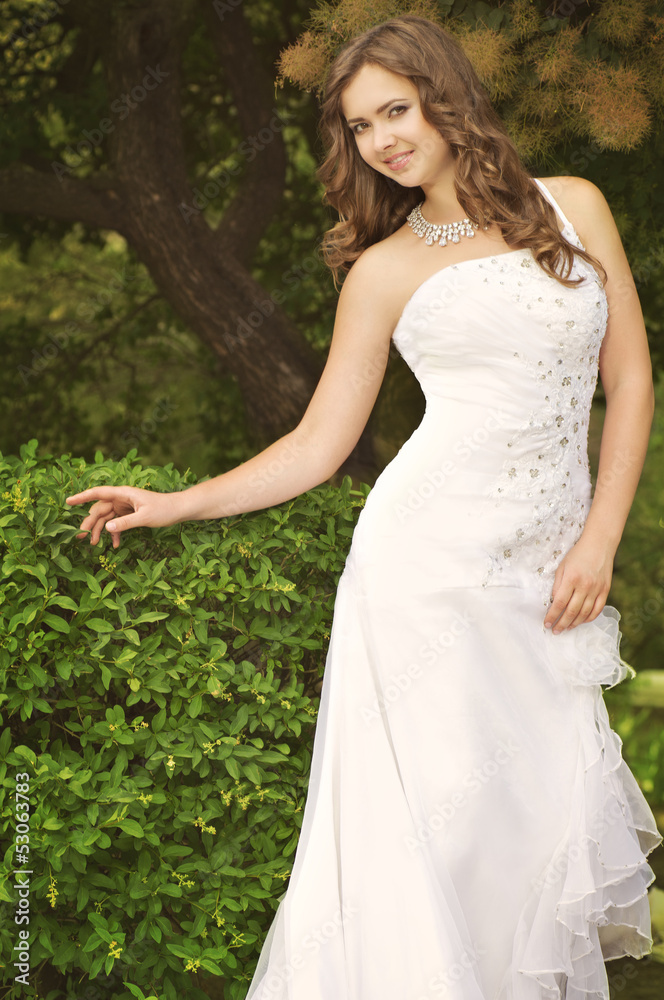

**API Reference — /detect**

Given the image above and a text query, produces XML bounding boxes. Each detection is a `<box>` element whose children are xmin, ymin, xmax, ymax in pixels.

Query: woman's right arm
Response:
<box><xmin>67</xmin><ymin>247</ymin><xmax>399</xmax><ymax>547</ymax></box>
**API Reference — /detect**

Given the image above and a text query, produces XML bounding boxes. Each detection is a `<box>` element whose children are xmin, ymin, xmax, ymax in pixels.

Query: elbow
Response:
<box><xmin>292</xmin><ymin>423</ymin><xmax>345</xmax><ymax>484</ymax></box>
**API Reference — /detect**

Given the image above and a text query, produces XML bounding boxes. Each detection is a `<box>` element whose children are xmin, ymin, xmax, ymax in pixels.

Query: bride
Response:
<box><xmin>68</xmin><ymin>14</ymin><xmax>660</xmax><ymax>1000</ymax></box>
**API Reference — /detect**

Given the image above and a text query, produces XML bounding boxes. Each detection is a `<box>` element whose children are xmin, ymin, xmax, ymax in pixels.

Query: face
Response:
<box><xmin>340</xmin><ymin>62</ymin><xmax>454</xmax><ymax>188</ymax></box>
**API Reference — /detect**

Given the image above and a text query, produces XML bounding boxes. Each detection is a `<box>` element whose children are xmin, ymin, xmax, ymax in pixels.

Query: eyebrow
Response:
<box><xmin>345</xmin><ymin>99</ymin><xmax>410</xmax><ymax>125</ymax></box>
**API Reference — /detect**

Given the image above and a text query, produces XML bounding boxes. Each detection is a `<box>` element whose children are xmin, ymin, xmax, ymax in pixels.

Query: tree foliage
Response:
<box><xmin>0</xmin><ymin>441</ymin><xmax>368</xmax><ymax>998</ymax></box>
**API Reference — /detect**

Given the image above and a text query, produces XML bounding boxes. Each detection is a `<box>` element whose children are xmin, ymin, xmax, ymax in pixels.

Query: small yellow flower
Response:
<box><xmin>184</xmin><ymin>958</ymin><xmax>200</xmax><ymax>973</ymax></box>
<box><xmin>46</xmin><ymin>875</ymin><xmax>58</xmax><ymax>908</ymax></box>
<box><xmin>173</xmin><ymin>871</ymin><xmax>196</xmax><ymax>888</ymax></box>
<box><xmin>108</xmin><ymin>940</ymin><xmax>123</xmax><ymax>960</ymax></box>
<box><xmin>192</xmin><ymin>816</ymin><xmax>216</xmax><ymax>835</ymax></box>
<box><xmin>2</xmin><ymin>484</ymin><xmax>29</xmax><ymax>514</ymax></box>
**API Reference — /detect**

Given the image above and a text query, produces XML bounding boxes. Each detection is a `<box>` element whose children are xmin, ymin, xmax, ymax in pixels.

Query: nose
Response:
<box><xmin>373</xmin><ymin>121</ymin><xmax>396</xmax><ymax>152</ymax></box>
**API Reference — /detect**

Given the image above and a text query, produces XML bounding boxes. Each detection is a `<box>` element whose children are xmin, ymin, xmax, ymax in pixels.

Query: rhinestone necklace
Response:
<box><xmin>406</xmin><ymin>202</ymin><xmax>489</xmax><ymax>247</ymax></box>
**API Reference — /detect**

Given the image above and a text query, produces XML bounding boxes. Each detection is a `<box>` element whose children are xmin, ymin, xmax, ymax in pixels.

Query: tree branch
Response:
<box><xmin>0</xmin><ymin>167</ymin><xmax>125</xmax><ymax>232</ymax></box>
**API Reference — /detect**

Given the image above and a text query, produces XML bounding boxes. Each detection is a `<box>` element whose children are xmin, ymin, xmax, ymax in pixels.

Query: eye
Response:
<box><xmin>351</xmin><ymin>104</ymin><xmax>409</xmax><ymax>136</ymax></box>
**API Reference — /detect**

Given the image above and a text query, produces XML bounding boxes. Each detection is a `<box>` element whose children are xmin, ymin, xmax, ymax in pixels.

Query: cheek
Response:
<box><xmin>421</xmin><ymin>129</ymin><xmax>449</xmax><ymax>159</ymax></box>
<box><xmin>355</xmin><ymin>139</ymin><xmax>375</xmax><ymax>165</ymax></box>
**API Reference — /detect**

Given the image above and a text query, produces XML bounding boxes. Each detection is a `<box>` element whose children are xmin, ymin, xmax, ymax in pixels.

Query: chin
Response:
<box><xmin>381</xmin><ymin>169</ymin><xmax>419</xmax><ymax>187</ymax></box>
<box><xmin>390</xmin><ymin>176</ymin><xmax>421</xmax><ymax>189</ymax></box>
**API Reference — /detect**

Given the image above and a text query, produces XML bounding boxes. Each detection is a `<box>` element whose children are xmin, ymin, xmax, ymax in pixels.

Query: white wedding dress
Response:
<box><xmin>243</xmin><ymin>178</ymin><xmax>662</xmax><ymax>1000</ymax></box>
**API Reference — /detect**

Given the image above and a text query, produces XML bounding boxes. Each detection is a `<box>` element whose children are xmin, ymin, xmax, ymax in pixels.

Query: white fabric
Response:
<box><xmin>244</xmin><ymin>178</ymin><xmax>662</xmax><ymax>1000</ymax></box>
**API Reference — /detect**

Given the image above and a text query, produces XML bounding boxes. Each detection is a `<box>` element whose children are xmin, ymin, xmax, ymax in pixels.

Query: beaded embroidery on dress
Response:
<box><xmin>243</xmin><ymin>178</ymin><xmax>661</xmax><ymax>1000</ymax></box>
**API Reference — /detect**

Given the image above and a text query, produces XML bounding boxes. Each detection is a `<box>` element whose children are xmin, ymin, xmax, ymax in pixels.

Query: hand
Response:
<box><xmin>66</xmin><ymin>486</ymin><xmax>182</xmax><ymax>549</ymax></box>
<box><xmin>543</xmin><ymin>536</ymin><xmax>614</xmax><ymax>634</ymax></box>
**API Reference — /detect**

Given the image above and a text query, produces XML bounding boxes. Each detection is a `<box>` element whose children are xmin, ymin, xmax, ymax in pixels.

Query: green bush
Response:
<box><xmin>602</xmin><ymin>370</ymin><xmax>664</xmax><ymax>818</ymax></box>
<box><xmin>0</xmin><ymin>441</ymin><xmax>368</xmax><ymax>999</ymax></box>
<box><xmin>609</xmin><ymin>368</ymin><xmax>664</xmax><ymax>672</ymax></box>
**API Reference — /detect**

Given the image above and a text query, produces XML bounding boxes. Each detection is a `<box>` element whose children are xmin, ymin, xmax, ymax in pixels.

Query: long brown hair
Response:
<box><xmin>316</xmin><ymin>15</ymin><xmax>607</xmax><ymax>291</ymax></box>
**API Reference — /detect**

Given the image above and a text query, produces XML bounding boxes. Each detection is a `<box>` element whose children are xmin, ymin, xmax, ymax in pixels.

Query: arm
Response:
<box><xmin>67</xmin><ymin>246</ymin><xmax>396</xmax><ymax>547</ymax></box>
<box><xmin>543</xmin><ymin>176</ymin><xmax>654</xmax><ymax>633</ymax></box>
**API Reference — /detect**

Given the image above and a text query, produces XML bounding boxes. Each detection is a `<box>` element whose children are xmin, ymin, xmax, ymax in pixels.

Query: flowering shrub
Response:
<box><xmin>0</xmin><ymin>441</ymin><xmax>368</xmax><ymax>999</ymax></box>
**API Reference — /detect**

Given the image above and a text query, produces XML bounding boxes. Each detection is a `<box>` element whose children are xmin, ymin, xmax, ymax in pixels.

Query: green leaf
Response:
<box><xmin>200</xmin><ymin>958</ymin><xmax>223</xmax><ymax>975</ymax></box>
<box><xmin>119</xmin><ymin>819</ymin><xmax>144</xmax><ymax>838</ymax></box>
<box><xmin>243</xmin><ymin>763</ymin><xmax>262</xmax><ymax>784</ymax></box>
<box><xmin>187</xmin><ymin>693</ymin><xmax>203</xmax><ymax>718</ymax></box>
<box><xmin>47</xmin><ymin>594</ymin><xmax>78</xmax><ymax>612</ymax></box>
<box><xmin>42</xmin><ymin>612</ymin><xmax>70</xmax><ymax>633</ymax></box>
<box><xmin>85</xmin><ymin>618</ymin><xmax>115</xmax><ymax>633</ymax></box>
<box><xmin>42</xmin><ymin>817</ymin><xmax>65</xmax><ymax>830</ymax></box>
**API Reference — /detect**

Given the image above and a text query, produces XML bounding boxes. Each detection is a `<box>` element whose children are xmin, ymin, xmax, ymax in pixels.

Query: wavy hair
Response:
<box><xmin>315</xmin><ymin>15</ymin><xmax>607</xmax><ymax>291</ymax></box>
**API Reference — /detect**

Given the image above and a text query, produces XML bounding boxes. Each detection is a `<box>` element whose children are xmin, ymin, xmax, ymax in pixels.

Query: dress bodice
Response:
<box><xmin>353</xmin><ymin>178</ymin><xmax>608</xmax><ymax>604</ymax></box>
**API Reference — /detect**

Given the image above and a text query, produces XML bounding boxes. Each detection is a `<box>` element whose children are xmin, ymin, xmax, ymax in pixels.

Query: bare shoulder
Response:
<box><xmin>341</xmin><ymin>228</ymin><xmax>410</xmax><ymax>328</ymax></box>
<box><xmin>534</xmin><ymin>175</ymin><xmax>615</xmax><ymax>246</ymax></box>
<box><xmin>345</xmin><ymin>227</ymin><xmax>406</xmax><ymax>284</ymax></box>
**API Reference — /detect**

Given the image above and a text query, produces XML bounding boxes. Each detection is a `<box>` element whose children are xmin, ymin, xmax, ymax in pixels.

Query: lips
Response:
<box><xmin>383</xmin><ymin>149</ymin><xmax>414</xmax><ymax>170</ymax></box>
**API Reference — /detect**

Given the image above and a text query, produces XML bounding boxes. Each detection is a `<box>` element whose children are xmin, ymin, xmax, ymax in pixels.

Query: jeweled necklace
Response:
<box><xmin>407</xmin><ymin>202</ymin><xmax>488</xmax><ymax>247</ymax></box>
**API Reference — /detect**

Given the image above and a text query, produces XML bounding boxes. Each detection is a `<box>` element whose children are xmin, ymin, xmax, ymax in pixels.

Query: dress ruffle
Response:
<box><xmin>499</xmin><ymin>605</ymin><xmax>663</xmax><ymax>1000</ymax></box>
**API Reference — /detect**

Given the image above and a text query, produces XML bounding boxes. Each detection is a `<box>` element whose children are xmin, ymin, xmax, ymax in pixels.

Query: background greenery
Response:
<box><xmin>0</xmin><ymin>0</ymin><xmax>663</xmax><ymax>997</ymax></box>
<box><xmin>0</xmin><ymin>443</ymin><xmax>368</xmax><ymax>998</ymax></box>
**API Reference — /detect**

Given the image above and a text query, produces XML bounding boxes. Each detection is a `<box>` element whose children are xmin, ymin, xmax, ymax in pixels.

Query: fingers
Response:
<box><xmin>74</xmin><ymin>501</ymin><xmax>116</xmax><ymax>545</ymax></box>
<box><xmin>66</xmin><ymin>487</ymin><xmax>145</xmax><ymax>547</ymax></box>
<box><xmin>104</xmin><ymin>512</ymin><xmax>144</xmax><ymax>535</ymax></box>
<box><xmin>66</xmin><ymin>486</ymin><xmax>131</xmax><ymax>506</ymax></box>
<box><xmin>544</xmin><ymin>578</ymin><xmax>608</xmax><ymax>633</ymax></box>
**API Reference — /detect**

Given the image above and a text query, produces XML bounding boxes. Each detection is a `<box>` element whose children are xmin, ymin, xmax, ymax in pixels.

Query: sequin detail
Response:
<box><xmin>480</xmin><ymin>258</ymin><xmax>608</xmax><ymax>603</ymax></box>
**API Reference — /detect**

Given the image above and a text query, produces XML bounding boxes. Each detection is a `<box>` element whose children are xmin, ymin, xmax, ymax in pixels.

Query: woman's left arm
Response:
<box><xmin>543</xmin><ymin>175</ymin><xmax>655</xmax><ymax>634</ymax></box>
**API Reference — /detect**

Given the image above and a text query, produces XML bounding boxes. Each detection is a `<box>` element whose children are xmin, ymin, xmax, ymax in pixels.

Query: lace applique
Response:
<box><xmin>481</xmin><ymin>270</ymin><xmax>607</xmax><ymax>604</ymax></box>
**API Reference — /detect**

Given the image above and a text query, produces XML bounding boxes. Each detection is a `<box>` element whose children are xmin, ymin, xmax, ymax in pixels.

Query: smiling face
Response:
<box><xmin>340</xmin><ymin>62</ymin><xmax>455</xmax><ymax>190</ymax></box>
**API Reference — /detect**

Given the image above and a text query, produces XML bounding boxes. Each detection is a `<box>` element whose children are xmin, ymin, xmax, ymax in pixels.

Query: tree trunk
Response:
<box><xmin>0</xmin><ymin>0</ymin><xmax>378</xmax><ymax>476</ymax></box>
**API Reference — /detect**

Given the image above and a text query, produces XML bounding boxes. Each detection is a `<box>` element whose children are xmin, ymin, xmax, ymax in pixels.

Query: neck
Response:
<box><xmin>419</xmin><ymin>178</ymin><xmax>465</xmax><ymax>223</ymax></box>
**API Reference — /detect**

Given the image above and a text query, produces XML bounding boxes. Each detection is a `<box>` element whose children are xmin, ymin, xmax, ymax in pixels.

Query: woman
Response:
<box><xmin>67</xmin><ymin>15</ymin><xmax>661</xmax><ymax>1000</ymax></box>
